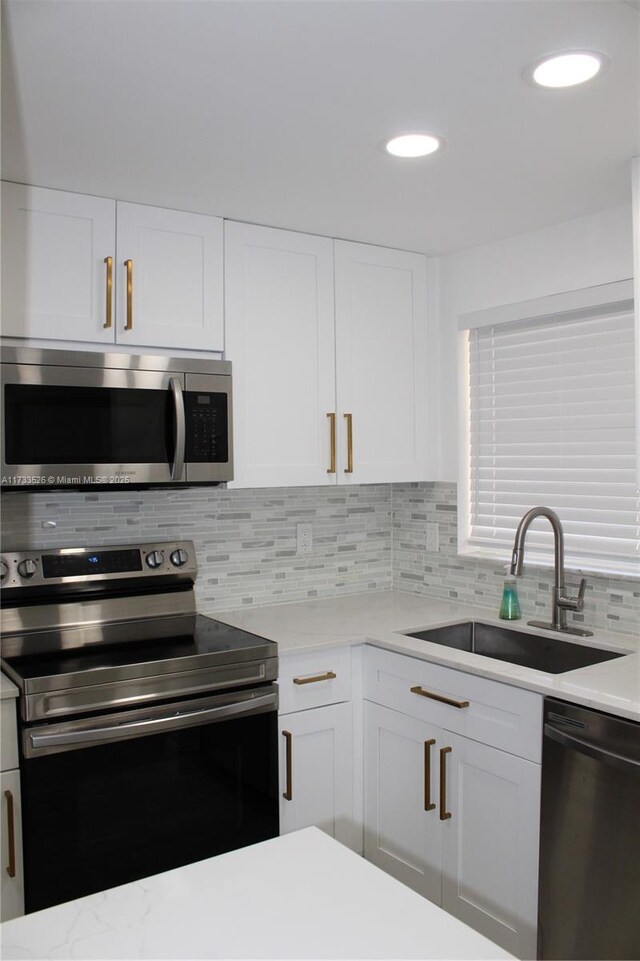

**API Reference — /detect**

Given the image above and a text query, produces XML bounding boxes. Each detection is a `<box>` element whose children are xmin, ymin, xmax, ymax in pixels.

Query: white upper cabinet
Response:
<box><xmin>1</xmin><ymin>183</ymin><xmax>115</xmax><ymax>343</ymax></box>
<box><xmin>225</xmin><ymin>222</ymin><xmax>336</xmax><ymax>488</ymax></box>
<box><xmin>115</xmin><ymin>202</ymin><xmax>223</xmax><ymax>351</ymax></box>
<box><xmin>334</xmin><ymin>241</ymin><xmax>429</xmax><ymax>483</ymax></box>
<box><xmin>225</xmin><ymin>227</ymin><xmax>431</xmax><ymax>488</ymax></box>
<box><xmin>1</xmin><ymin>184</ymin><xmax>224</xmax><ymax>352</ymax></box>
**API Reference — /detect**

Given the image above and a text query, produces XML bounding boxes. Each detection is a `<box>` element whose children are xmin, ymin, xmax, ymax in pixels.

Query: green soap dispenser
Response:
<box><xmin>499</xmin><ymin>570</ymin><xmax>521</xmax><ymax>620</ymax></box>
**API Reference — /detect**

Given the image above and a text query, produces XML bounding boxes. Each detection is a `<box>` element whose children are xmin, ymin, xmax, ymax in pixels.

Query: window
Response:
<box><xmin>460</xmin><ymin>284</ymin><xmax>639</xmax><ymax>576</ymax></box>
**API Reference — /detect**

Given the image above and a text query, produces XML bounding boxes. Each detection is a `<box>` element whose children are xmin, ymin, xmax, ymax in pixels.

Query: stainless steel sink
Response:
<box><xmin>401</xmin><ymin>622</ymin><xmax>626</xmax><ymax>674</ymax></box>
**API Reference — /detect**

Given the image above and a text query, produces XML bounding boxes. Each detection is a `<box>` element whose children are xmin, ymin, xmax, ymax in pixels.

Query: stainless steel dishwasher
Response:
<box><xmin>538</xmin><ymin>698</ymin><xmax>640</xmax><ymax>960</ymax></box>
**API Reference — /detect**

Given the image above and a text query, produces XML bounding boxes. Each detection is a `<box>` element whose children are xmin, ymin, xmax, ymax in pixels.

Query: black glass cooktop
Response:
<box><xmin>3</xmin><ymin>614</ymin><xmax>276</xmax><ymax>682</ymax></box>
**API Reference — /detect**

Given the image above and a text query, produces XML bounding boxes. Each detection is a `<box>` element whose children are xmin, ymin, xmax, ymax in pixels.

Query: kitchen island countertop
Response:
<box><xmin>212</xmin><ymin>589</ymin><xmax>640</xmax><ymax>722</ymax></box>
<box><xmin>0</xmin><ymin>827</ymin><xmax>511</xmax><ymax>960</ymax></box>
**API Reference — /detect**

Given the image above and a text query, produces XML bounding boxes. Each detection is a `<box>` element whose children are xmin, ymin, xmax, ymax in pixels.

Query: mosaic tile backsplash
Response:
<box><xmin>1</xmin><ymin>485</ymin><xmax>392</xmax><ymax>613</ymax></box>
<box><xmin>2</xmin><ymin>481</ymin><xmax>637</xmax><ymax>635</ymax></box>
<box><xmin>393</xmin><ymin>482</ymin><xmax>640</xmax><ymax>638</ymax></box>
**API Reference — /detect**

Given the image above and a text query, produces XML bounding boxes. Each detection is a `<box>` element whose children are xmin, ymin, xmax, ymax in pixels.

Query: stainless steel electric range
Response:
<box><xmin>0</xmin><ymin>540</ymin><xmax>279</xmax><ymax>914</ymax></box>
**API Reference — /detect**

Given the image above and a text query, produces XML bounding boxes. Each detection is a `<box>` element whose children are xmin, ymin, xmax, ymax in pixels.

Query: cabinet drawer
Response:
<box><xmin>279</xmin><ymin>647</ymin><xmax>351</xmax><ymax>715</ymax></box>
<box><xmin>1</xmin><ymin>700</ymin><xmax>18</xmax><ymax>773</ymax></box>
<box><xmin>364</xmin><ymin>646</ymin><xmax>542</xmax><ymax>762</ymax></box>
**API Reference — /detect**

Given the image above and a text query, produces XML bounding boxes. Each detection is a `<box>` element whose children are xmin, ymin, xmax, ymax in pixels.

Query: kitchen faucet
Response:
<box><xmin>509</xmin><ymin>506</ymin><xmax>593</xmax><ymax>637</ymax></box>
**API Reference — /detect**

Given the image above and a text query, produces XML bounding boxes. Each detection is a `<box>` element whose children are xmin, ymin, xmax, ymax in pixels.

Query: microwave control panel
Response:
<box><xmin>184</xmin><ymin>392</ymin><xmax>229</xmax><ymax>463</ymax></box>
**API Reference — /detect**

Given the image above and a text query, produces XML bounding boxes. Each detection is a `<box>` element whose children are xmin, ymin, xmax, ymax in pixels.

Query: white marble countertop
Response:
<box><xmin>211</xmin><ymin>590</ymin><xmax>640</xmax><ymax>722</ymax></box>
<box><xmin>0</xmin><ymin>828</ymin><xmax>510</xmax><ymax>960</ymax></box>
<box><xmin>1</xmin><ymin>672</ymin><xmax>18</xmax><ymax>700</ymax></box>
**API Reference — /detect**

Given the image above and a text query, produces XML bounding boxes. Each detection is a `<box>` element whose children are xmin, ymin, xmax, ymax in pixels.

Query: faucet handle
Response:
<box><xmin>559</xmin><ymin>577</ymin><xmax>587</xmax><ymax>612</ymax></box>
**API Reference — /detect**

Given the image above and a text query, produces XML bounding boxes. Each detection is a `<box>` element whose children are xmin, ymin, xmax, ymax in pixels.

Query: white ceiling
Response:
<box><xmin>2</xmin><ymin>0</ymin><xmax>638</xmax><ymax>255</ymax></box>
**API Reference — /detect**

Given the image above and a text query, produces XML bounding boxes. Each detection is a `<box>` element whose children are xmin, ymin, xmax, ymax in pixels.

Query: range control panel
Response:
<box><xmin>0</xmin><ymin>540</ymin><xmax>197</xmax><ymax>590</ymax></box>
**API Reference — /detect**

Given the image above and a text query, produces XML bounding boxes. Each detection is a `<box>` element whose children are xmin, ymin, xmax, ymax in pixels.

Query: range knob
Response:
<box><xmin>17</xmin><ymin>559</ymin><xmax>38</xmax><ymax>579</ymax></box>
<box><xmin>0</xmin><ymin>559</ymin><xmax>8</xmax><ymax>582</ymax></box>
<box><xmin>145</xmin><ymin>550</ymin><xmax>164</xmax><ymax>569</ymax></box>
<box><xmin>170</xmin><ymin>549</ymin><xmax>188</xmax><ymax>568</ymax></box>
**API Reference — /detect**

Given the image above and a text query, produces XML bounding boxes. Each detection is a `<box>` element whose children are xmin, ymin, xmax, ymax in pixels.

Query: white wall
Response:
<box><xmin>632</xmin><ymin>159</ymin><xmax>640</xmax><ymax>480</ymax></box>
<box><xmin>434</xmin><ymin>202</ymin><xmax>634</xmax><ymax>481</ymax></box>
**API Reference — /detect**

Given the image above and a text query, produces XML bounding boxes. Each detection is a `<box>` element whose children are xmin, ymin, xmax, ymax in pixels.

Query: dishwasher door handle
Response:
<box><xmin>545</xmin><ymin>724</ymin><xmax>640</xmax><ymax>773</ymax></box>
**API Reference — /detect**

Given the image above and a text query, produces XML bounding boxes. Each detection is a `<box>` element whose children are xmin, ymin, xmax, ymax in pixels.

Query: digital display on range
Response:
<box><xmin>42</xmin><ymin>549</ymin><xmax>143</xmax><ymax>579</ymax></box>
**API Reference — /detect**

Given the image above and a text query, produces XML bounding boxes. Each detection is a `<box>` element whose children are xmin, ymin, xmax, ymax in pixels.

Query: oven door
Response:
<box><xmin>19</xmin><ymin>686</ymin><xmax>279</xmax><ymax>913</ymax></box>
<box><xmin>2</xmin><ymin>363</ymin><xmax>186</xmax><ymax>487</ymax></box>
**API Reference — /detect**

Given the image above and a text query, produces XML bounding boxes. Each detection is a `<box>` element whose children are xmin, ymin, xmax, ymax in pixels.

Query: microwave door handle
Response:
<box><xmin>169</xmin><ymin>377</ymin><xmax>186</xmax><ymax>481</ymax></box>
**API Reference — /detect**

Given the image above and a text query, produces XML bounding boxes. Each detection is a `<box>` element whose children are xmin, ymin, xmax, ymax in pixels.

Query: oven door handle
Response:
<box><xmin>28</xmin><ymin>691</ymin><xmax>277</xmax><ymax>754</ymax></box>
<box><xmin>169</xmin><ymin>377</ymin><xmax>186</xmax><ymax>482</ymax></box>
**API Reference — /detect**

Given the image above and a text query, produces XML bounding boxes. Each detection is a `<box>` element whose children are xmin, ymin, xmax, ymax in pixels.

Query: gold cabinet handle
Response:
<box><xmin>292</xmin><ymin>671</ymin><xmax>337</xmax><ymax>686</ymax></box>
<box><xmin>124</xmin><ymin>259</ymin><xmax>133</xmax><ymax>330</ymax></box>
<box><xmin>439</xmin><ymin>746</ymin><xmax>452</xmax><ymax>821</ymax></box>
<box><xmin>4</xmin><ymin>790</ymin><xmax>16</xmax><ymax>878</ymax></box>
<box><xmin>410</xmin><ymin>685</ymin><xmax>470</xmax><ymax>709</ymax></box>
<box><xmin>103</xmin><ymin>256</ymin><xmax>113</xmax><ymax>329</ymax></box>
<box><xmin>343</xmin><ymin>413</ymin><xmax>353</xmax><ymax>473</ymax></box>
<box><xmin>327</xmin><ymin>413</ymin><xmax>336</xmax><ymax>474</ymax></box>
<box><xmin>424</xmin><ymin>739</ymin><xmax>436</xmax><ymax>812</ymax></box>
<box><xmin>282</xmin><ymin>730</ymin><xmax>292</xmax><ymax>800</ymax></box>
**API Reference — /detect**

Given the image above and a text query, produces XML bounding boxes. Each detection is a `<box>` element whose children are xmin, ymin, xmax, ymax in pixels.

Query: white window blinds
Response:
<box><xmin>467</xmin><ymin>307</ymin><xmax>639</xmax><ymax>575</ymax></box>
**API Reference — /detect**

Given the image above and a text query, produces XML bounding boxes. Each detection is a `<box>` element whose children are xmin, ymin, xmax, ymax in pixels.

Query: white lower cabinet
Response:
<box><xmin>363</xmin><ymin>663</ymin><xmax>541</xmax><ymax>960</ymax></box>
<box><xmin>440</xmin><ymin>731</ymin><xmax>540</xmax><ymax>958</ymax></box>
<box><xmin>364</xmin><ymin>701</ymin><xmax>441</xmax><ymax>903</ymax></box>
<box><xmin>278</xmin><ymin>702</ymin><xmax>359</xmax><ymax>852</ymax></box>
<box><xmin>1</xmin><ymin>768</ymin><xmax>24</xmax><ymax>923</ymax></box>
<box><xmin>1</xmin><ymin>695</ymin><xmax>24</xmax><ymax>922</ymax></box>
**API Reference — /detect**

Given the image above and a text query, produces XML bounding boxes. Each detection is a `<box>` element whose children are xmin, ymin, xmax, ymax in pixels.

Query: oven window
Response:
<box><xmin>4</xmin><ymin>384</ymin><xmax>175</xmax><ymax>465</ymax></box>
<box><xmin>20</xmin><ymin>711</ymin><xmax>279</xmax><ymax>912</ymax></box>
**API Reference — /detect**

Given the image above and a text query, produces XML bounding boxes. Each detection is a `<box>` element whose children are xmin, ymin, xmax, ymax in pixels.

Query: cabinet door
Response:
<box><xmin>0</xmin><ymin>769</ymin><xmax>24</xmax><ymax>922</ymax></box>
<box><xmin>225</xmin><ymin>222</ymin><xmax>336</xmax><ymax>488</ymax></box>
<box><xmin>1</xmin><ymin>182</ymin><xmax>116</xmax><ymax>343</ymax></box>
<box><xmin>279</xmin><ymin>703</ymin><xmax>357</xmax><ymax>851</ymax></box>
<box><xmin>116</xmin><ymin>202</ymin><xmax>223</xmax><ymax>351</ymax></box>
<box><xmin>440</xmin><ymin>732</ymin><xmax>540</xmax><ymax>959</ymax></box>
<box><xmin>335</xmin><ymin>241</ymin><xmax>429</xmax><ymax>483</ymax></box>
<box><xmin>364</xmin><ymin>701</ymin><xmax>441</xmax><ymax>903</ymax></box>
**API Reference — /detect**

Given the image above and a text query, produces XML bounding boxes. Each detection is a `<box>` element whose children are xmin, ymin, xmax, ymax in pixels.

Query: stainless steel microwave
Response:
<box><xmin>1</xmin><ymin>347</ymin><xmax>233</xmax><ymax>490</ymax></box>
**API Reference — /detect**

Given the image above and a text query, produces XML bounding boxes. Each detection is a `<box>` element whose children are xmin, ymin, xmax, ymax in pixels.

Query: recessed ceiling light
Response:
<box><xmin>529</xmin><ymin>51</ymin><xmax>605</xmax><ymax>88</ymax></box>
<box><xmin>385</xmin><ymin>133</ymin><xmax>443</xmax><ymax>158</ymax></box>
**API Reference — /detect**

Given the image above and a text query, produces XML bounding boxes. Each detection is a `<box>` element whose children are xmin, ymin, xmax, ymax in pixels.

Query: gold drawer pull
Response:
<box><xmin>439</xmin><ymin>746</ymin><xmax>452</xmax><ymax>820</ymax></box>
<box><xmin>343</xmin><ymin>413</ymin><xmax>354</xmax><ymax>474</ymax></box>
<box><xmin>424</xmin><ymin>739</ymin><xmax>436</xmax><ymax>812</ymax></box>
<box><xmin>293</xmin><ymin>671</ymin><xmax>337</xmax><ymax>686</ymax></box>
<box><xmin>103</xmin><ymin>256</ymin><xmax>113</xmax><ymax>329</ymax></box>
<box><xmin>327</xmin><ymin>413</ymin><xmax>336</xmax><ymax>474</ymax></box>
<box><xmin>410</xmin><ymin>685</ymin><xmax>469</xmax><ymax>709</ymax></box>
<box><xmin>4</xmin><ymin>790</ymin><xmax>16</xmax><ymax>878</ymax></box>
<box><xmin>282</xmin><ymin>730</ymin><xmax>292</xmax><ymax>800</ymax></box>
<box><xmin>124</xmin><ymin>259</ymin><xmax>134</xmax><ymax>330</ymax></box>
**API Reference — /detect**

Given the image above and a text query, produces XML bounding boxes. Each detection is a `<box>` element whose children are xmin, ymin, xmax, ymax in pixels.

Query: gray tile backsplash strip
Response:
<box><xmin>393</xmin><ymin>482</ymin><xmax>640</xmax><ymax>638</ymax></box>
<box><xmin>1</xmin><ymin>485</ymin><xmax>392</xmax><ymax>612</ymax></box>
<box><xmin>2</xmin><ymin>481</ymin><xmax>637</xmax><ymax>635</ymax></box>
